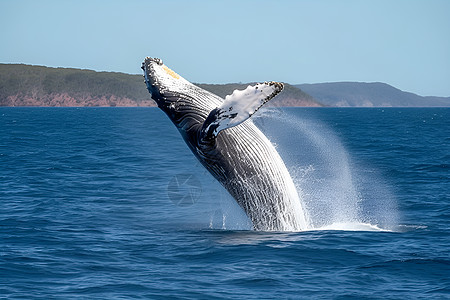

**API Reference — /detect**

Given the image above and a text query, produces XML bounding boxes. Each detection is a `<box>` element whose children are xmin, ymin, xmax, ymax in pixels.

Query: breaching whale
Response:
<box><xmin>142</xmin><ymin>57</ymin><xmax>307</xmax><ymax>231</ymax></box>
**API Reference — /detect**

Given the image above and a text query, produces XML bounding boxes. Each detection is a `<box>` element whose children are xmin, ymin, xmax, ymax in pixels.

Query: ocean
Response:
<box><xmin>0</xmin><ymin>107</ymin><xmax>449</xmax><ymax>299</ymax></box>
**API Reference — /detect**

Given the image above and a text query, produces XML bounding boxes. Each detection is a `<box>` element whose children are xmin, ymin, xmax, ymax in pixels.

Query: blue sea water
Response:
<box><xmin>0</xmin><ymin>107</ymin><xmax>449</xmax><ymax>299</ymax></box>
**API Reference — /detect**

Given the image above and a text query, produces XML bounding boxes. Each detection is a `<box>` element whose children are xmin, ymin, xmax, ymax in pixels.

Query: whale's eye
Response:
<box><xmin>162</xmin><ymin>65</ymin><xmax>180</xmax><ymax>79</ymax></box>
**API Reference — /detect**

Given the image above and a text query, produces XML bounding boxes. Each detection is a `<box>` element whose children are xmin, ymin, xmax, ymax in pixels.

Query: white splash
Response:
<box><xmin>312</xmin><ymin>222</ymin><xmax>392</xmax><ymax>232</ymax></box>
<box><xmin>253</xmin><ymin>108</ymin><xmax>399</xmax><ymax>232</ymax></box>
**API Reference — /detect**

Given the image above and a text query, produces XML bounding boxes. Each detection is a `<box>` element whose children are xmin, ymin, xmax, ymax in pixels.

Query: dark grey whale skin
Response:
<box><xmin>142</xmin><ymin>57</ymin><xmax>304</xmax><ymax>231</ymax></box>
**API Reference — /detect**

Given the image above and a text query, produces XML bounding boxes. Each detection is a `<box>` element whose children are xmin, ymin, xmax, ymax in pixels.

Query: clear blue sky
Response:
<box><xmin>1</xmin><ymin>0</ymin><xmax>449</xmax><ymax>96</ymax></box>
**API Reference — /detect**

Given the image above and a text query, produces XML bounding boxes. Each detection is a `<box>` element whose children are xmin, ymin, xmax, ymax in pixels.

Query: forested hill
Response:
<box><xmin>2</xmin><ymin>64</ymin><xmax>448</xmax><ymax>107</ymax></box>
<box><xmin>0</xmin><ymin>64</ymin><xmax>321</xmax><ymax>107</ymax></box>
<box><xmin>0</xmin><ymin>64</ymin><xmax>154</xmax><ymax>107</ymax></box>
<box><xmin>297</xmin><ymin>82</ymin><xmax>450</xmax><ymax>107</ymax></box>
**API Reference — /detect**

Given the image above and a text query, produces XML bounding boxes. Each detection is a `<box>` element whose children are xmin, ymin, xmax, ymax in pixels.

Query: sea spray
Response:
<box><xmin>254</xmin><ymin>108</ymin><xmax>398</xmax><ymax>231</ymax></box>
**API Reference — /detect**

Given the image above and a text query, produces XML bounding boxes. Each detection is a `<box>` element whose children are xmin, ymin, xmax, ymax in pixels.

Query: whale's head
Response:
<box><xmin>142</xmin><ymin>57</ymin><xmax>185</xmax><ymax>100</ymax></box>
<box><xmin>141</xmin><ymin>57</ymin><xmax>219</xmax><ymax>129</ymax></box>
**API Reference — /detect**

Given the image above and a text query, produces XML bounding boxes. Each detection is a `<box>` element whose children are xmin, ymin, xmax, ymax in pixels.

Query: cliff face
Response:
<box><xmin>0</xmin><ymin>64</ymin><xmax>321</xmax><ymax>107</ymax></box>
<box><xmin>270</xmin><ymin>96</ymin><xmax>322</xmax><ymax>107</ymax></box>
<box><xmin>3</xmin><ymin>93</ymin><xmax>156</xmax><ymax>107</ymax></box>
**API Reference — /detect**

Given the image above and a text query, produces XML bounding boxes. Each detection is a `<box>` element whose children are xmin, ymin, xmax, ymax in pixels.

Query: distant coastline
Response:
<box><xmin>1</xmin><ymin>64</ymin><xmax>449</xmax><ymax>107</ymax></box>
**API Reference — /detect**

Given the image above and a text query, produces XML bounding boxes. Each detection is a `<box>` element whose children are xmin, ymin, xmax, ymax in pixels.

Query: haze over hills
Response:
<box><xmin>1</xmin><ymin>64</ymin><xmax>448</xmax><ymax>107</ymax></box>
<box><xmin>297</xmin><ymin>82</ymin><xmax>450</xmax><ymax>107</ymax></box>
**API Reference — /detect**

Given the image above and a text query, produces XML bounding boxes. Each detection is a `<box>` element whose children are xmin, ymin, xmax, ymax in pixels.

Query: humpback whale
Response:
<box><xmin>142</xmin><ymin>57</ymin><xmax>307</xmax><ymax>231</ymax></box>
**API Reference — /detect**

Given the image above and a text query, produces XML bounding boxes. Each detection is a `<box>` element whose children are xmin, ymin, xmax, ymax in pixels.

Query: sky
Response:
<box><xmin>0</xmin><ymin>0</ymin><xmax>449</xmax><ymax>97</ymax></box>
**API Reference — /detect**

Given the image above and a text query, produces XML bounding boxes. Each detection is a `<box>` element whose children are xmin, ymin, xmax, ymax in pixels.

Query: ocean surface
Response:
<box><xmin>0</xmin><ymin>107</ymin><xmax>449</xmax><ymax>299</ymax></box>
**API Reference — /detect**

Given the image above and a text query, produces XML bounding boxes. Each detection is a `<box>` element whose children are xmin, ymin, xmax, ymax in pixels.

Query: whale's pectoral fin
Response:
<box><xmin>200</xmin><ymin>82</ymin><xmax>284</xmax><ymax>141</ymax></box>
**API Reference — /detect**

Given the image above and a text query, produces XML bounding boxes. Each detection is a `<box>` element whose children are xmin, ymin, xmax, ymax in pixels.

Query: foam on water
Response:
<box><xmin>311</xmin><ymin>222</ymin><xmax>391</xmax><ymax>232</ymax></box>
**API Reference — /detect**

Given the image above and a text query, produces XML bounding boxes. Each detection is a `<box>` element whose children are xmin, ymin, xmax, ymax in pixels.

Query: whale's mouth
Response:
<box><xmin>141</xmin><ymin>57</ymin><xmax>159</xmax><ymax>84</ymax></box>
<box><xmin>141</xmin><ymin>57</ymin><xmax>165</xmax><ymax>100</ymax></box>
